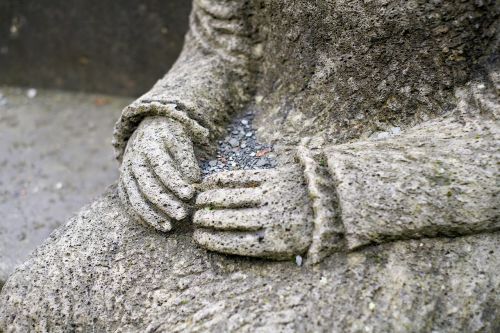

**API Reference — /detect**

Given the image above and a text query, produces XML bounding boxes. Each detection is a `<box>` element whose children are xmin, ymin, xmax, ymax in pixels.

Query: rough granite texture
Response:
<box><xmin>326</xmin><ymin>115</ymin><xmax>500</xmax><ymax>250</ymax></box>
<box><xmin>1</xmin><ymin>189</ymin><xmax>498</xmax><ymax>332</ymax></box>
<box><xmin>1</xmin><ymin>0</ymin><xmax>499</xmax><ymax>331</ymax></box>
<box><xmin>253</xmin><ymin>0</ymin><xmax>499</xmax><ymax>146</ymax></box>
<box><xmin>112</xmin><ymin>0</ymin><xmax>258</xmax><ymax>161</ymax></box>
<box><xmin>118</xmin><ymin>116</ymin><xmax>202</xmax><ymax>233</ymax></box>
<box><xmin>193</xmin><ymin>166</ymin><xmax>314</xmax><ymax>259</ymax></box>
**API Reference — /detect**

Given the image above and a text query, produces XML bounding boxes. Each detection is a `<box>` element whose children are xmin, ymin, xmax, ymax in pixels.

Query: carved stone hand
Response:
<box><xmin>118</xmin><ymin>116</ymin><xmax>201</xmax><ymax>232</ymax></box>
<box><xmin>193</xmin><ymin>166</ymin><xmax>314</xmax><ymax>260</ymax></box>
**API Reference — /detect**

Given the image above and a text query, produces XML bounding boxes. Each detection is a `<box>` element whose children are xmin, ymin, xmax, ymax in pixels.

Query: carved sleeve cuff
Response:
<box><xmin>111</xmin><ymin>39</ymin><xmax>233</xmax><ymax>162</ymax></box>
<box><xmin>296</xmin><ymin>140</ymin><xmax>346</xmax><ymax>264</ymax></box>
<box><xmin>112</xmin><ymin>101</ymin><xmax>210</xmax><ymax>162</ymax></box>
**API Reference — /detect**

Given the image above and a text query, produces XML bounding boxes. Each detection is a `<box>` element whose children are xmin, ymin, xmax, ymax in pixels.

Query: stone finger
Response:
<box><xmin>193</xmin><ymin>228</ymin><xmax>269</xmax><ymax>257</ymax></box>
<box><xmin>132</xmin><ymin>154</ymin><xmax>189</xmax><ymax>221</ymax></box>
<box><xmin>160</xmin><ymin>119</ymin><xmax>201</xmax><ymax>183</ymax></box>
<box><xmin>118</xmin><ymin>178</ymin><xmax>155</xmax><ymax>229</ymax></box>
<box><xmin>118</xmin><ymin>178</ymin><xmax>133</xmax><ymax>211</ymax></box>
<box><xmin>193</xmin><ymin>208</ymin><xmax>267</xmax><ymax>231</ymax></box>
<box><xmin>165</xmin><ymin>131</ymin><xmax>201</xmax><ymax>183</ymax></box>
<box><xmin>195</xmin><ymin>188</ymin><xmax>262</xmax><ymax>208</ymax></box>
<box><xmin>122</xmin><ymin>163</ymin><xmax>172</xmax><ymax>232</ymax></box>
<box><xmin>201</xmin><ymin>169</ymin><xmax>270</xmax><ymax>190</ymax></box>
<box><xmin>144</xmin><ymin>141</ymin><xmax>195</xmax><ymax>200</ymax></box>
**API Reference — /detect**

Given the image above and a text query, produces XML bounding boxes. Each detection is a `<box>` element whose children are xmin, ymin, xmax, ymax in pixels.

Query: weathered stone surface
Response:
<box><xmin>253</xmin><ymin>0</ymin><xmax>499</xmax><ymax>146</ymax></box>
<box><xmin>118</xmin><ymin>116</ymin><xmax>202</xmax><ymax>233</ymax></box>
<box><xmin>193</xmin><ymin>166</ymin><xmax>314</xmax><ymax>259</ymax></box>
<box><xmin>1</xmin><ymin>0</ymin><xmax>499</xmax><ymax>331</ymax></box>
<box><xmin>1</xmin><ymin>188</ymin><xmax>498</xmax><ymax>332</ymax></box>
<box><xmin>0</xmin><ymin>87</ymin><xmax>127</xmax><ymax>285</ymax></box>
<box><xmin>190</xmin><ymin>112</ymin><xmax>499</xmax><ymax>262</ymax></box>
<box><xmin>325</xmin><ymin>115</ymin><xmax>500</xmax><ymax>250</ymax></box>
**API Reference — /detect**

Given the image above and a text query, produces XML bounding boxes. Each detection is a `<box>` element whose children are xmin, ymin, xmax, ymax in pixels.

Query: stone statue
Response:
<box><xmin>1</xmin><ymin>0</ymin><xmax>499</xmax><ymax>331</ymax></box>
<box><xmin>114</xmin><ymin>0</ymin><xmax>499</xmax><ymax>263</ymax></box>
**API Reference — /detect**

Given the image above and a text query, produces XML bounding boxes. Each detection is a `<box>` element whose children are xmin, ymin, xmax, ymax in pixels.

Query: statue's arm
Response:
<box><xmin>191</xmin><ymin>115</ymin><xmax>498</xmax><ymax>262</ymax></box>
<box><xmin>112</xmin><ymin>0</ymin><xmax>256</xmax><ymax>161</ymax></box>
<box><xmin>114</xmin><ymin>0</ymin><xmax>257</xmax><ymax>231</ymax></box>
<box><xmin>320</xmin><ymin>116</ymin><xmax>499</xmax><ymax>251</ymax></box>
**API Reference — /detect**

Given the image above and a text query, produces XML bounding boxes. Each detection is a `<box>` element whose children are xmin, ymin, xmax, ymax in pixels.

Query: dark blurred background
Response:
<box><xmin>0</xmin><ymin>0</ymin><xmax>191</xmax><ymax>96</ymax></box>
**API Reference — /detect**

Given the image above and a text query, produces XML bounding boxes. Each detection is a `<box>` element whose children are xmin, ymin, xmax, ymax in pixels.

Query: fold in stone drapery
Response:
<box><xmin>112</xmin><ymin>0</ymin><xmax>256</xmax><ymax>162</ymax></box>
<box><xmin>296</xmin><ymin>138</ymin><xmax>346</xmax><ymax>264</ymax></box>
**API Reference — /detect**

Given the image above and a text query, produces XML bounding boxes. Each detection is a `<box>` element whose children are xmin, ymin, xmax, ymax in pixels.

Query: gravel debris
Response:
<box><xmin>390</xmin><ymin>127</ymin><xmax>401</xmax><ymax>135</ymax></box>
<box><xmin>228</xmin><ymin>138</ymin><xmax>239</xmax><ymax>147</ymax></box>
<box><xmin>200</xmin><ymin>110</ymin><xmax>276</xmax><ymax>176</ymax></box>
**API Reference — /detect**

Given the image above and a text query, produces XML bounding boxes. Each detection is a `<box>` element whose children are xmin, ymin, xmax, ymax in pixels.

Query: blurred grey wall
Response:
<box><xmin>0</xmin><ymin>0</ymin><xmax>192</xmax><ymax>96</ymax></box>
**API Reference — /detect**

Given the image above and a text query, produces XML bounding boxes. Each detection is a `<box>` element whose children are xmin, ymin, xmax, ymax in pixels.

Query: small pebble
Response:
<box><xmin>295</xmin><ymin>255</ymin><xmax>303</xmax><ymax>267</ymax></box>
<box><xmin>376</xmin><ymin>132</ymin><xmax>390</xmax><ymax>140</ymax></box>
<box><xmin>255</xmin><ymin>159</ymin><xmax>269</xmax><ymax>167</ymax></box>
<box><xmin>390</xmin><ymin>127</ymin><xmax>401</xmax><ymax>135</ymax></box>
<box><xmin>229</xmin><ymin>138</ymin><xmax>239</xmax><ymax>147</ymax></box>
<box><xmin>27</xmin><ymin>88</ymin><xmax>37</xmax><ymax>99</ymax></box>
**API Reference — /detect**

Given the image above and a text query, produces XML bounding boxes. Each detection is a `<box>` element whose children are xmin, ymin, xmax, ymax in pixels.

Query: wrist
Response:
<box><xmin>113</xmin><ymin>101</ymin><xmax>209</xmax><ymax>162</ymax></box>
<box><xmin>296</xmin><ymin>138</ymin><xmax>346</xmax><ymax>264</ymax></box>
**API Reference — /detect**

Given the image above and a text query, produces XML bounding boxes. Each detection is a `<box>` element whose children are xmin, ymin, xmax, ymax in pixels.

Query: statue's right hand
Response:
<box><xmin>193</xmin><ymin>167</ymin><xmax>314</xmax><ymax>259</ymax></box>
<box><xmin>118</xmin><ymin>116</ymin><xmax>201</xmax><ymax>232</ymax></box>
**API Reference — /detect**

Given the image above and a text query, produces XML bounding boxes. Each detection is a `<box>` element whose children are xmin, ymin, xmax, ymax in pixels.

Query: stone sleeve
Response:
<box><xmin>296</xmin><ymin>141</ymin><xmax>346</xmax><ymax>264</ymax></box>
<box><xmin>323</xmin><ymin>116</ymin><xmax>500</xmax><ymax>251</ymax></box>
<box><xmin>112</xmin><ymin>0</ymin><xmax>256</xmax><ymax>162</ymax></box>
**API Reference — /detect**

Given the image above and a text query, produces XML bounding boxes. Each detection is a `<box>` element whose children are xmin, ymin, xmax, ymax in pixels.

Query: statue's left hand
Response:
<box><xmin>118</xmin><ymin>116</ymin><xmax>201</xmax><ymax>232</ymax></box>
<box><xmin>193</xmin><ymin>167</ymin><xmax>313</xmax><ymax>259</ymax></box>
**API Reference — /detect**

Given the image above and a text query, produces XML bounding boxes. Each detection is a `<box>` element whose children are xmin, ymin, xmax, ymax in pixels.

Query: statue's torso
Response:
<box><xmin>250</xmin><ymin>0</ymin><xmax>497</xmax><ymax>146</ymax></box>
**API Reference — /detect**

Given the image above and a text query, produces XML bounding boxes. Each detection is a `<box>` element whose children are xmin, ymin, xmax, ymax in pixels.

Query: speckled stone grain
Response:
<box><xmin>0</xmin><ymin>188</ymin><xmax>498</xmax><ymax>332</ymax></box>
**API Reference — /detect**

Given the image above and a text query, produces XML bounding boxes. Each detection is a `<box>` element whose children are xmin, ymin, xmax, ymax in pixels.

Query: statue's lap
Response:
<box><xmin>0</xmin><ymin>186</ymin><xmax>498</xmax><ymax>332</ymax></box>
